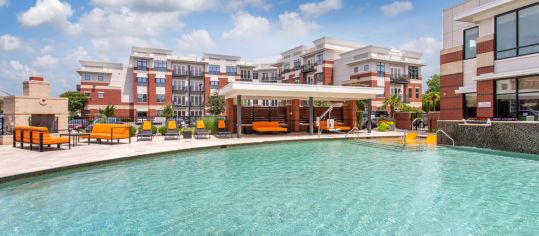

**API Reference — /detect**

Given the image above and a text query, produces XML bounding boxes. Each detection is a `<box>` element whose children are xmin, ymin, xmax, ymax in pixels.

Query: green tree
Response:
<box><xmin>383</xmin><ymin>94</ymin><xmax>402</xmax><ymax>119</ymax></box>
<box><xmin>424</xmin><ymin>91</ymin><xmax>440</xmax><ymax>112</ymax></box>
<box><xmin>60</xmin><ymin>91</ymin><xmax>89</xmax><ymax>116</ymax></box>
<box><xmin>426</xmin><ymin>74</ymin><xmax>440</xmax><ymax>93</ymax></box>
<box><xmin>161</xmin><ymin>104</ymin><xmax>174</xmax><ymax>117</ymax></box>
<box><xmin>208</xmin><ymin>93</ymin><xmax>225</xmax><ymax>115</ymax></box>
<box><xmin>98</xmin><ymin>105</ymin><xmax>116</xmax><ymax>117</ymax></box>
<box><xmin>314</xmin><ymin>100</ymin><xmax>331</xmax><ymax>107</ymax></box>
<box><xmin>356</xmin><ymin>99</ymin><xmax>369</xmax><ymax>111</ymax></box>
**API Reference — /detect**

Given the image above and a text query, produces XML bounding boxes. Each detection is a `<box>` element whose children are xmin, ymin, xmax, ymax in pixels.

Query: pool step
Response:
<box><xmin>347</xmin><ymin>139</ymin><xmax>428</xmax><ymax>152</ymax></box>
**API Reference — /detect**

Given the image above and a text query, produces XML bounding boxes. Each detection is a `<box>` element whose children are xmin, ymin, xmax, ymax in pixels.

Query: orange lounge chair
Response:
<box><xmin>90</xmin><ymin>124</ymin><xmax>131</xmax><ymax>144</ymax></box>
<box><xmin>252</xmin><ymin>121</ymin><xmax>287</xmax><ymax>133</ymax></box>
<box><xmin>195</xmin><ymin>120</ymin><xmax>211</xmax><ymax>139</ymax></box>
<box><xmin>13</xmin><ymin>126</ymin><xmax>70</xmax><ymax>152</ymax></box>
<box><xmin>137</xmin><ymin>121</ymin><xmax>154</xmax><ymax>141</ymax></box>
<box><xmin>315</xmin><ymin>121</ymin><xmax>351</xmax><ymax>132</ymax></box>
<box><xmin>164</xmin><ymin>120</ymin><xmax>179</xmax><ymax>140</ymax></box>
<box><xmin>217</xmin><ymin>120</ymin><xmax>232</xmax><ymax>138</ymax></box>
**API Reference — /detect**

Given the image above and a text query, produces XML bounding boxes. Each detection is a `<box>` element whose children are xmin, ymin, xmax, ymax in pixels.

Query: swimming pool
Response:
<box><xmin>1</xmin><ymin>140</ymin><xmax>538</xmax><ymax>234</ymax></box>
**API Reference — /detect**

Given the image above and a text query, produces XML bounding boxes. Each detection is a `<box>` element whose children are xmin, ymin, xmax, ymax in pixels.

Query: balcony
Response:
<box><xmin>390</xmin><ymin>75</ymin><xmax>410</xmax><ymax>84</ymax></box>
<box><xmin>172</xmin><ymin>87</ymin><xmax>188</xmax><ymax>93</ymax></box>
<box><xmin>260</xmin><ymin>77</ymin><xmax>278</xmax><ymax>83</ymax></box>
<box><xmin>240</xmin><ymin>77</ymin><xmax>252</xmax><ymax>82</ymax></box>
<box><xmin>154</xmin><ymin>67</ymin><xmax>168</xmax><ymax>72</ymax></box>
<box><xmin>301</xmin><ymin>64</ymin><xmax>315</xmax><ymax>73</ymax></box>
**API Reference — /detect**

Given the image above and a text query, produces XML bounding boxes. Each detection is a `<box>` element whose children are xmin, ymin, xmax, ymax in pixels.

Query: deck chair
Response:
<box><xmin>164</xmin><ymin>120</ymin><xmax>179</xmax><ymax>140</ymax></box>
<box><xmin>137</xmin><ymin>121</ymin><xmax>154</xmax><ymax>141</ymax></box>
<box><xmin>194</xmin><ymin>120</ymin><xmax>211</xmax><ymax>139</ymax></box>
<box><xmin>216</xmin><ymin>120</ymin><xmax>232</xmax><ymax>138</ymax></box>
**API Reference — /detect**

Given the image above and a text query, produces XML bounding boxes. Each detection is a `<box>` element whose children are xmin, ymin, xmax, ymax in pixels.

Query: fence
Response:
<box><xmin>240</xmin><ymin>107</ymin><xmax>287</xmax><ymax>124</ymax></box>
<box><xmin>68</xmin><ymin>116</ymin><xmax>227</xmax><ymax>132</ymax></box>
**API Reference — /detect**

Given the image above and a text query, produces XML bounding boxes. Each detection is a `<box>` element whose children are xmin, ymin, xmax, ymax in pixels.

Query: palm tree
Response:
<box><xmin>383</xmin><ymin>94</ymin><xmax>402</xmax><ymax>119</ymax></box>
<box><xmin>424</xmin><ymin>91</ymin><xmax>440</xmax><ymax>112</ymax></box>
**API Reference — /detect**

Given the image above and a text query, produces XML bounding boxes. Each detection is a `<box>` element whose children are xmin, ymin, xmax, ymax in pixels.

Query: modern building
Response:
<box><xmin>441</xmin><ymin>0</ymin><xmax>539</xmax><ymax>120</ymax></box>
<box><xmin>78</xmin><ymin>37</ymin><xmax>425</xmax><ymax>119</ymax></box>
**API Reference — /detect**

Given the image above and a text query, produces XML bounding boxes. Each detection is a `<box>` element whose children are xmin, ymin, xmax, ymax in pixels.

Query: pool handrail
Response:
<box><xmin>436</xmin><ymin>129</ymin><xmax>455</xmax><ymax>146</ymax></box>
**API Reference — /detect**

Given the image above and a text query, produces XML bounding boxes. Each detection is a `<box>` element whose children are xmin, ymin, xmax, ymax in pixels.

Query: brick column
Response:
<box><xmin>343</xmin><ymin>100</ymin><xmax>357</xmax><ymax>128</ymax></box>
<box><xmin>226</xmin><ymin>98</ymin><xmax>236</xmax><ymax>133</ymax></box>
<box><xmin>286</xmin><ymin>99</ymin><xmax>300</xmax><ymax>132</ymax></box>
<box><xmin>476</xmin><ymin>80</ymin><xmax>495</xmax><ymax>118</ymax></box>
<box><xmin>440</xmin><ymin>46</ymin><xmax>464</xmax><ymax>120</ymax></box>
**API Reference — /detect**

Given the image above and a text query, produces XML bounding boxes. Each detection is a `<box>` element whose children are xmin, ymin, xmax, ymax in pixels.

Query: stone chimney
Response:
<box><xmin>23</xmin><ymin>76</ymin><xmax>50</xmax><ymax>97</ymax></box>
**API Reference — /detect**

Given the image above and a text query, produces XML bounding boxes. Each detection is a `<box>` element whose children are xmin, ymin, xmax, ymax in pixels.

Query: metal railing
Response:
<box><xmin>436</xmin><ymin>129</ymin><xmax>455</xmax><ymax>146</ymax></box>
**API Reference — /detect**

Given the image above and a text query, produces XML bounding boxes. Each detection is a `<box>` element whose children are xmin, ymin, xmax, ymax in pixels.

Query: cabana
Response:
<box><xmin>219</xmin><ymin>82</ymin><xmax>383</xmax><ymax>138</ymax></box>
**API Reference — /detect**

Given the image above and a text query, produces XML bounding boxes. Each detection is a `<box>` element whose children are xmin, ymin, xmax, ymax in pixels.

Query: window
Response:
<box><xmin>154</xmin><ymin>60</ymin><xmax>167</xmax><ymax>71</ymax></box>
<box><xmin>84</xmin><ymin>92</ymin><xmax>90</xmax><ymax>97</ymax></box>
<box><xmin>137</xmin><ymin>94</ymin><xmax>148</xmax><ymax>102</ymax></box>
<box><xmin>316</xmin><ymin>53</ymin><xmax>323</xmax><ymax>65</ymax></box>
<box><xmin>364</xmin><ymin>65</ymin><xmax>370</xmax><ymax>72</ymax></box>
<box><xmin>408</xmin><ymin>66</ymin><xmax>419</xmax><ymax>80</ymax></box>
<box><xmin>283</xmin><ymin>63</ymin><xmax>290</xmax><ymax>71</ymax></box>
<box><xmin>293</xmin><ymin>59</ymin><xmax>301</xmax><ymax>70</ymax></box>
<box><xmin>209</xmin><ymin>65</ymin><xmax>220</xmax><ymax>75</ymax></box>
<box><xmin>496</xmin><ymin>4</ymin><xmax>539</xmax><ymax>59</ymax></box>
<box><xmin>97</xmin><ymin>92</ymin><xmax>104</xmax><ymax>99</ymax></box>
<box><xmin>464</xmin><ymin>27</ymin><xmax>479</xmax><ymax>59</ymax></box>
<box><xmin>240</xmin><ymin>69</ymin><xmax>251</xmax><ymax>79</ymax></box>
<box><xmin>137</xmin><ymin>59</ymin><xmax>147</xmax><ymax>69</ymax></box>
<box><xmin>376</xmin><ymin>62</ymin><xmax>385</xmax><ymax>77</ymax></box>
<box><xmin>226</xmin><ymin>66</ymin><xmax>237</xmax><ymax>76</ymax></box>
<box><xmin>464</xmin><ymin>93</ymin><xmax>478</xmax><ymax>118</ymax></box>
<box><xmin>210</xmin><ymin>81</ymin><xmax>219</xmax><ymax>89</ymax></box>
<box><xmin>156</xmin><ymin>94</ymin><xmax>165</xmax><ymax>103</ymax></box>
<box><xmin>415</xmin><ymin>88</ymin><xmax>420</xmax><ymax>99</ymax></box>
<box><xmin>83</xmin><ymin>75</ymin><xmax>91</xmax><ymax>81</ymax></box>
<box><xmin>408</xmin><ymin>88</ymin><xmax>412</xmax><ymax>98</ymax></box>
<box><xmin>354</xmin><ymin>67</ymin><xmax>359</xmax><ymax>73</ymax></box>
<box><xmin>155</xmin><ymin>78</ymin><xmax>166</xmax><ymax>87</ymax></box>
<box><xmin>137</xmin><ymin>77</ymin><xmax>147</xmax><ymax>86</ymax></box>
<box><xmin>97</xmin><ymin>75</ymin><xmax>104</xmax><ymax>81</ymax></box>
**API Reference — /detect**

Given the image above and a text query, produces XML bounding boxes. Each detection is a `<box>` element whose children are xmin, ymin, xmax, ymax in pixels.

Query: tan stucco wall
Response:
<box><xmin>3</xmin><ymin>96</ymin><xmax>68</xmax><ymax>131</ymax></box>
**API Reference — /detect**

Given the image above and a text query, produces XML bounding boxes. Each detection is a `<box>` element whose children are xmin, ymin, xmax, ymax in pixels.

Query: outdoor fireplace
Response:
<box><xmin>30</xmin><ymin>114</ymin><xmax>58</xmax><ymax>133</ymax></box>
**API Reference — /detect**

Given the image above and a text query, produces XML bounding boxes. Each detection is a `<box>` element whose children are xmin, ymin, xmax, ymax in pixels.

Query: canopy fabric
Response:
<box><xmin>218</xmin><ymin>82</ymin><xmax>383</xmax><ymax>101</ymax></box>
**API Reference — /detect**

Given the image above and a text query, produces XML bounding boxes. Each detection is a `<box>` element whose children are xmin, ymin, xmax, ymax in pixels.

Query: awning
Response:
<box><xmin>218</xmin><ymin>82</ymin><xmax>383</xmax><ymax>101</ymax></box>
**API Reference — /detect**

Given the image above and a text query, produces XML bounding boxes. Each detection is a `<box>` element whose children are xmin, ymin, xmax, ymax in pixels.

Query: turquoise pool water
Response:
<box><xmin>1</xmin><ymin>140</ymin><xmax>538</xmax><ymax>235</ymax></box>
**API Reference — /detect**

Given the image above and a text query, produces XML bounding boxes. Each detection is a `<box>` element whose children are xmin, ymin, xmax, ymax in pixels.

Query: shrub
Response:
<box><xmin>377</xmin><ymin>120</ymin><xmax>395</xmax><ymax>132</ymax></box>
<box><xmin>130</xmin><ymin>126</ymin><xmax>136</xmax><ymax>137</ymax></box>
<box><xmin>157</xmin><ymin>125</ymin><xmax>167</xmax><ymax>136</ymax></box>
<box><xmin>202</xmin><ymin>116</ymin><xmax>218</xmax><ymax>134</ymax></box>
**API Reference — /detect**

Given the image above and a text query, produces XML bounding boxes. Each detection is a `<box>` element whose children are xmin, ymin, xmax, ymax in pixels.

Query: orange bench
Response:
<box><xmin>13</xmin><ymin>126</ymin><xmax>70</xmax><ymax>152</ymax></box>
<box><xmin>252</xmin><ymin>122</ymin><xmax>287</xmax><ymax>133</ymax></box>
<box><xmin>90</xmin><ymin>124</ymin><xmax>131</xmax><ymax>144</ymax></box>
<box><xmin>315</xmin><ymin>121</ymin><xmax>351</xmax><ymax>132</ymax></box>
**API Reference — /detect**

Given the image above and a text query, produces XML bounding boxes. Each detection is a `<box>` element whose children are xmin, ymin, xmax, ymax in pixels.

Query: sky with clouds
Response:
<box><xmin>0</xmin><ymin>0</ymin><xmax>463</xmax><ymax>96</ymax></box>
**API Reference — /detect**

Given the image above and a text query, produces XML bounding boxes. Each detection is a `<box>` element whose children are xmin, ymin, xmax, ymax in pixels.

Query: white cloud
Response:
<box><xmin>0</xmin><ymin>34</ymin><xmax>28</xmax><ymax>51</ymax></box>
<box><xmin>278</xmin><ymin>12</ymin><xmax>319</xmax><ymax>37</ymax></box>
<box><xmin>299</xmin><ymin>0</ymin><xmax>341</xmax><ymax>18</ymax></box>
<box><xmin>222</xmin><ymin>12</ymin><xmax>270</xmax><ymax>39</ymax></box>
<box><xmin>40</xmin><ymin>45</ymin><xmax>53</xmax><ymax>54</ymax></box>
<box><xmin>225</xmin><ymin>0</ymin><xmax>270</xmax><ymax>11</ymax></box>
<box><xmin>90</xmin><ymin>0</ymin><xmax>219</xmax><ymax>12</ymax></box>
<box><xmin>0</xmin><ymin>0</ymin><xmax>9</xmax><ymax>7</ymax></box>
<box><xmin>18</xmin><ymin>0</ymin><xmax>79</xmax><ymax>35</ymax></box>
<box><xmin>0</xmin><ymin>60</ymin><xmax>37</xmax><ymax>82</ymax></box>
<box><xmin>177</xmin><ymin>29</ymin><xmax>215</xmax><ymax>52</ymax></box>
<box><xmin>401</xmin><ymin>37</ymin><xmax>442</xmax><ymax>78</ymax></box>
<box><xmin>380</xmin><ymin>1</ymin><xmax>413</xmax><ymax>17</ymax></box>
<box><xmin>32</xmin><ymin>54</ymin><xmax>58</xmax><ymax>69</ymax></box>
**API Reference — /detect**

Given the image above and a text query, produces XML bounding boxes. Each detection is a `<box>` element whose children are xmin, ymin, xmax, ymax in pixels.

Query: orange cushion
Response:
<box><xmin>218</xmin><ymin>120</ymin><xmax>226</xmax><ymax>129</ymax></box>
<box><xmin>252</xmin><ymin>127</ymin><xmax>287</xmax><ymax>132</ymax></box>
<box><xmin>252</xmin><ymin>122</ymin><xmax>280</xmax><ymax>129</ymax></box>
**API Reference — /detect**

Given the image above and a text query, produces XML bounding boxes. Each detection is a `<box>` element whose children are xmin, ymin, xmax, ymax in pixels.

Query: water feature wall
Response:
<box><xmin>437</xmin><ymin>121</ymin><xmax>539</xmax><ymax>154</ymax></box>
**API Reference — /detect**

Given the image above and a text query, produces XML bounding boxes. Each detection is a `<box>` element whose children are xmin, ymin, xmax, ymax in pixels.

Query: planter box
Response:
<box><xmin>183</xmin><ymin>130</ymin><xmax>192</xmax><ymax>139</ymax></box>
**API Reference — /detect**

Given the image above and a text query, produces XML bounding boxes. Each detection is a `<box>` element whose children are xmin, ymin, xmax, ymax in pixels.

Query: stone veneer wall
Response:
<box><xmin>437</xmin><ymin>121</ymin><xmax>539</xmax><ymax>154</ymax></box>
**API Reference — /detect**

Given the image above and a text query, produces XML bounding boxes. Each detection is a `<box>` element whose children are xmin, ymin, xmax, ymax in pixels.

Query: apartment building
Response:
<box><xmin>441</xmin><ymin>0</ymin><xmax>539</xmax><ymax>120</ymax></box>
<box><xmin>78</xmin><ymin>61</ymin><xmax>132</xmax><ymax>117</ymax></box>
<box><xmin>277</xmin><ymin>37</ymin><xmax>362</xmax><ymax>85</ymax></box>
<box><xmin>334</xmin><ymin>46</ymin><xmax>424</xmax><ymax>109</ymax></box>
<box><xmin>169</xmin><ymin>57</ymin><xmax>207</xmax><ymax>117</ymax></box>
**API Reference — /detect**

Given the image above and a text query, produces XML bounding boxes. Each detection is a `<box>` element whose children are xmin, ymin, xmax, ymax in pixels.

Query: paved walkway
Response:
<box><xmin>0</xmin><ymin>131</ymin><xmax>403</xmax><ymax>182</ymax></box>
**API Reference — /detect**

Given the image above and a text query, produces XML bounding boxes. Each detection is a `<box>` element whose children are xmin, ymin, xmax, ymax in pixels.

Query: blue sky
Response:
<box><xmin>0</xmin><ymin>0</ymin><xmax>463</xmax><ymax>96</ymax></box>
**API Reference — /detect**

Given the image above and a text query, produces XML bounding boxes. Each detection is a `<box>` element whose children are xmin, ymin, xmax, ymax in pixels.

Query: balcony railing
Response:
<box><xmin>172</xmin><ymin>87</ymin><xmax>188</xmax><ymax>92</ymax></box>
<box><xmin>154</xmin><ymin>67</ymin><xmax>168</xmax><ymax>72</ymax></box>
<box><xmin>260</xmin><ymin>77</ymin><xmax>278</xmax><ymax>83</ymax></box>
<box><xmin>301</xmin><ymin>64</ymin><xmax>315</xmax><ymax>73</ymax></box>
<box><xmin>240</xmin><ymin>77</ymin><xmax>252</xmax><ymax>81</ymax></box>
<box><xmin>390</xmin><ymin>75</ymin><xmax>410</xmax><ymax>84</ymax></box>
<box><xmin>173</xmin><ymin>72</ymin><xmax>205</xmax><ymax>77</ymax></box>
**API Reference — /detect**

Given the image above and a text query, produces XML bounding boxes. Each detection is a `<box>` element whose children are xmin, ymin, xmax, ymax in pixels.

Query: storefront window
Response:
<box><xmin>495</xmin><ymin>76</ymin><xmax>539</xmax><ymax>120</ymax></box>
<box><xmin>464</xmin><ymin>93</ymin><xmax>477</xmax><ymax>119</ymax></box>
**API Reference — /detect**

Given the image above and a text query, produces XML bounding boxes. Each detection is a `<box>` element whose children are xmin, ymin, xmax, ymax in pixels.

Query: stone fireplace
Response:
<box><xmin>1</xmin><ymin>77</ymin><xmax>68</xmax><ymax>142</ymax></box>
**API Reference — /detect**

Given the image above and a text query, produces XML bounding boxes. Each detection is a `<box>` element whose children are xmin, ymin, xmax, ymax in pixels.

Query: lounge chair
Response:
<box><xmin>405</xmin><ymin>132</ymin><xmax>418</xmax><ymax>144</ymax></box>
<box><xmin>194</xmin><ymin>120</ymin><xmax>211</xmax><ymax>139</ymax></box>
<box><xmin>216</xmin><ymin>120</ymin><xmax>232</xmax><ymax>138</ymax></box>
<box><xmin>315</xmin><ymin>120</ymin><xmax>351</xmax><ymax>132</ymax></box>
<box><xmin>164</xmin><ymin>120</ymin><xmax>179</xmax><ymax>140</ymax></box>
<box><xmin>137</xmin><ymin>121</ymin><xmax>154</xmax><ymax>141</ymax></box>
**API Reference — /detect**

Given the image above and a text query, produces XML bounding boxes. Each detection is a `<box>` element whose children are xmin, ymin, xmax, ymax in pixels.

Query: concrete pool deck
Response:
<box><xmin>0</xmin><ymin>131</ymin><xmax>404</xmax><ymax>183</ymax></box>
